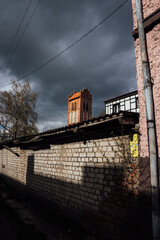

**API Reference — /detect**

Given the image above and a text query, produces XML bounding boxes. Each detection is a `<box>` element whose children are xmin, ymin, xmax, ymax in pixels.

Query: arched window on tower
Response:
<box><xmin>72</xmin><ymin>103</ymin><xmax>74</xmax><ymax>111</ymax></box>
<box><xmin>86</xmin><ymin>103</ymin><xmax>88</xmax><ymax>111</ymax></box>
<box><xmin>83</xmin><ymin>102</ymin><xmax>85</xmax><ymax>110</ymax></box>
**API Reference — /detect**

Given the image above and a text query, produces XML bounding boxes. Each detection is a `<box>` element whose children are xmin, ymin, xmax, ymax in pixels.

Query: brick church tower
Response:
<box><xmin>68</xmin><ymin>88</ymin><xmax>92</xmax><ymax>125</ymax></box>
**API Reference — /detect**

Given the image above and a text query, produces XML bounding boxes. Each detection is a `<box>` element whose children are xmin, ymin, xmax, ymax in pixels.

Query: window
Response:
<box><xmin>113</xmin><ymin>103</ymin><xmax>120</xmax><ymax>113</ymax></box>
<box><xmin>86</xmin><ymin>103</ymin><xmax>88</xmax><ymax>111</ymax></box>
<box><xmin>76</xmin><ymin>110</ymin><xmax>78</xmax><ymax>122</ymax></box>
<box><xmin>72</xmin><ymin>111</ymin><xmax>75</xmax><ymax>122</ymax></box>
<box><xmin>69</xmin><ymin>112</ymin><xmax>71</xmax><ymax>124</ymax></box>
<box><xmin>125</xmin><ymin>100</ymin><xmax>130</xmax><ymax>111</ymax></box>
<box><xmin>83</xmin><ymin>112</ymin><xmax>85</xmax><ymax>121</ymax></box>
<box><xmin>72</xmin><ymin>102</ymin><xmax>76</xmax><ymax>111</ymax></box>
<box><xmin>83</xmin><ymin>102</ymin><xmax>85</xmax><ymax>110</ymax></box>
<box><xmin>136</xmin><ymin>97</ymin><xmax>139</xmax><ymax>108</ymax></box>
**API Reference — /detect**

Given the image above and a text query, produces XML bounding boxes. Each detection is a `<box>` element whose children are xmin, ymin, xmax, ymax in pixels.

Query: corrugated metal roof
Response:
<box><xmin>0</xmin><ymin>111</ymin><xmax>139</xmax><ymax>149</ymax></box>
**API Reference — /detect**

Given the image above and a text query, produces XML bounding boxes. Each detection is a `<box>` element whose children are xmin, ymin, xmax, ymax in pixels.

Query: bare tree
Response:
<box><xmin>0</xmin><ymin>80</ymin><xmax>38</xmax><ymax>140</ymax></box>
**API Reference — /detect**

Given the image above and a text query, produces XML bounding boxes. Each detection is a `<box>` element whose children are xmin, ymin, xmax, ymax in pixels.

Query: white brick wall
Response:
<box><xmin>0</xmin><ymin>135</ymin><xmax>137</xmax><ymax>216</ymax></box>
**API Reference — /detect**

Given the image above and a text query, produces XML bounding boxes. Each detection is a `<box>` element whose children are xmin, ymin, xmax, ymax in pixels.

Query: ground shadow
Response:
<box><xmin>24</xmin><ymin>154</ymin><xmax>153</xmax><ymax>240</ymax></box>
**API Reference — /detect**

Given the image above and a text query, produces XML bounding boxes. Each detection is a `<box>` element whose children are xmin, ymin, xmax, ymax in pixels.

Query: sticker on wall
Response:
<box><xmin>130</xmin><ymin>134</ymin><xmax>139</xmax><ymax>157</ymax></box>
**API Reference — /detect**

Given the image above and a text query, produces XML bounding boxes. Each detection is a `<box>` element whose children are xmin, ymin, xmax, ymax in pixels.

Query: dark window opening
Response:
<box><xmin>86</xmin><ymin>103</ymin><xmax>88</xmax><ymax>111</ymax></box>
<box><xmin>113</xmin><ymin>103</ymin><xmax>120</xmax><ymax>113</ymax></box>
<box><xmin>136</xmin><ymin>97</ymin><xmax>139</xmax><ymax>108</ymax></box>
<box><xmin>83</xmin><ymin>102</ymin><xmax>85</xmax><ymax>110</ymax></box>
<box><xmin>72</xmin><ymin>103</ymin><xmax>74</xmax><ymax>111</ymax></box>
<box><xmin>83</xmin><ymin>112</ymin><xmax>85</xmax><ymax>121</ymax></box>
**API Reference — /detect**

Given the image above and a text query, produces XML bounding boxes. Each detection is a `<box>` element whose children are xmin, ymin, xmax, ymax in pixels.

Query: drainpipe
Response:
<box><xmin>134</xmin><ymin>0</ymin><xmax>160</xmax><ymax>239</ymax></box>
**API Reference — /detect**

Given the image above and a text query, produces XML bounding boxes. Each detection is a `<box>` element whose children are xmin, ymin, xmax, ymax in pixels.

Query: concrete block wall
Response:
<box><xmin>0</xmin><ymin>135</ymin><xmax>139</xmax><ymax>238</ymax></box>
<box><xmin>0</xmin><ymin>136</ymin><xmax>136</xmax><ymax>205</ymax></box>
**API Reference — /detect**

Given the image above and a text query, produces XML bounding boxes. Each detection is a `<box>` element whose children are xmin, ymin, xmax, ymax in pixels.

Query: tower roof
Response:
<box><xmin>69</xmin><ymin>92</ymin><xmax>81</xmax><ymax>101</ymax></box>
<box><xmin>69</xmin><ymin>88</ymin><xmax>91</xmax><ymax>101</ymax></box>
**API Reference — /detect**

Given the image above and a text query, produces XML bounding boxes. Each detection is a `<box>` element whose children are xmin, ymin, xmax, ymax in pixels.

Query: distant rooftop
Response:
<box><xmin>68</xmin><ymin>88</ymin><xmax>91</xmax><ymax>101</ymax></box>
<box><xmin>69</xmin><ymin>92</ymin><xmax>81</xmax><ymax>101</ymax></box>
<box><xmin>0</xmin><ymin>111</ymin><xmax>139</xmax><ymax>150</ymax></box>
<box><xmin>104</xmin><ymin>90</ymin><xmax>138</xmax><ymax>104</ymax></box>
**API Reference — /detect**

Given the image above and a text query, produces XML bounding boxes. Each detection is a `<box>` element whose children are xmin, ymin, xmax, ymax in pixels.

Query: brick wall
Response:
<box><xmin>0</xmin><ymin>134</ymin><xmax>140</xmax><ymax>239</ymax></box>
<box><xmin>129</xmin><ymin>4</ymin><xmax>160</xmax><ymax>238</ymax></box>
<box><xmin>132</xmin><ymin>1</ymin><xmax>160</xmax><ymax>158</ymax></box>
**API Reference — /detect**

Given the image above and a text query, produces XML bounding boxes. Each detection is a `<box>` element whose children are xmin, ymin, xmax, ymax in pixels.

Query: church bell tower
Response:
<box><xmin>68</xmin><ymin>88</ymin><xmax>92</xmax><ymax>125</ymax></box>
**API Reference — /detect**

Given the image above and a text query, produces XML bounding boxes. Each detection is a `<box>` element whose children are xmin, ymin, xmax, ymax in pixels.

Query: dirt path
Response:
<box><xmin>0</xmin><ymin>178</ymin><xmax>95</xmax><ymax>240</ymax></box>
<box><xmin>0</xmin><ymin>192</ymin><xmax>47</xmax><ymax>240</ymax></box>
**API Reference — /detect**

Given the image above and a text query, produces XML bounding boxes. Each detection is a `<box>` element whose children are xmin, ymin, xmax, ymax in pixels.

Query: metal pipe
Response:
<box><xmin>134</xmin><ymin>1</ymin><xmax>160</xmax><ymax>239</ymax></box>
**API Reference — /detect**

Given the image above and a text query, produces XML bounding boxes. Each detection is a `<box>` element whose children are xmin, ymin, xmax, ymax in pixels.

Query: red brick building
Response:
<box><xmin>132</xmin><ymin>1</ymin><xmax>160</xmax><ymax>158</ymax></box>
<box><xmin>67</xmin><ymin>88</ymin><xmax>92</xmax><ymax>125</ymax></box>
<box><xmin>132</xmin><ymin>4</ymin><xmax>160</xmax><ymax>235</ymax></box>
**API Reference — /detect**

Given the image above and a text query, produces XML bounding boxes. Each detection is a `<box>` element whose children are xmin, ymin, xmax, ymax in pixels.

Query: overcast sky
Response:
<box><xmin>0</xmin><ymin>0</ymin><xmax>137</xmax><ymax>131</ymax></box>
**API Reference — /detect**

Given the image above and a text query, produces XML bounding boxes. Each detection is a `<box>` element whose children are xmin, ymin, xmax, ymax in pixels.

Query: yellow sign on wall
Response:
<box><xmin>130</xmin><ymin>134</ymin><xmax>139</xmax><ymax>157</ymax></box>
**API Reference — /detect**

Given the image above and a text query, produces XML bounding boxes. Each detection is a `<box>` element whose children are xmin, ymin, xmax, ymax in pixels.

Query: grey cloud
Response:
<box><xmin>0</xmin><ymin>0</ymin><xmax>137</xmax><ymax>131</ymax></box>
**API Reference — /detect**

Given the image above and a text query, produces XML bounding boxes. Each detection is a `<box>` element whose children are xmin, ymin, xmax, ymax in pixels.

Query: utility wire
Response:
<box><xmin>0</xmin><ymin>0</ymin><xmax>129</xmax><ymax>88</ymax></box>
<box><xmin>0</xmin><ymin>0</ymin><xmax>41</xmax><ymax>83</ymax></box>
<box><xmin>0</xmin><ymin>0</ymin><xmax>33</xmax><ymax>72</ymax></box>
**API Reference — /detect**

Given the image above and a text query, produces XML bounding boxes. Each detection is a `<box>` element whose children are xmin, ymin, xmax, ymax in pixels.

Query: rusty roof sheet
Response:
<box><xmin>69</xmin><ymin>92</ymin><xmax>81</xmax><ymax>101</ymax></box>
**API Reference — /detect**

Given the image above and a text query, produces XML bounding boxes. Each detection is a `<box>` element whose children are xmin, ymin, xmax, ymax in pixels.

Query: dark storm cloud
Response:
<box><xmin>0</xmin><ymin>0</ymin><xmax>137</xmax><ymax>131</ymax></box>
